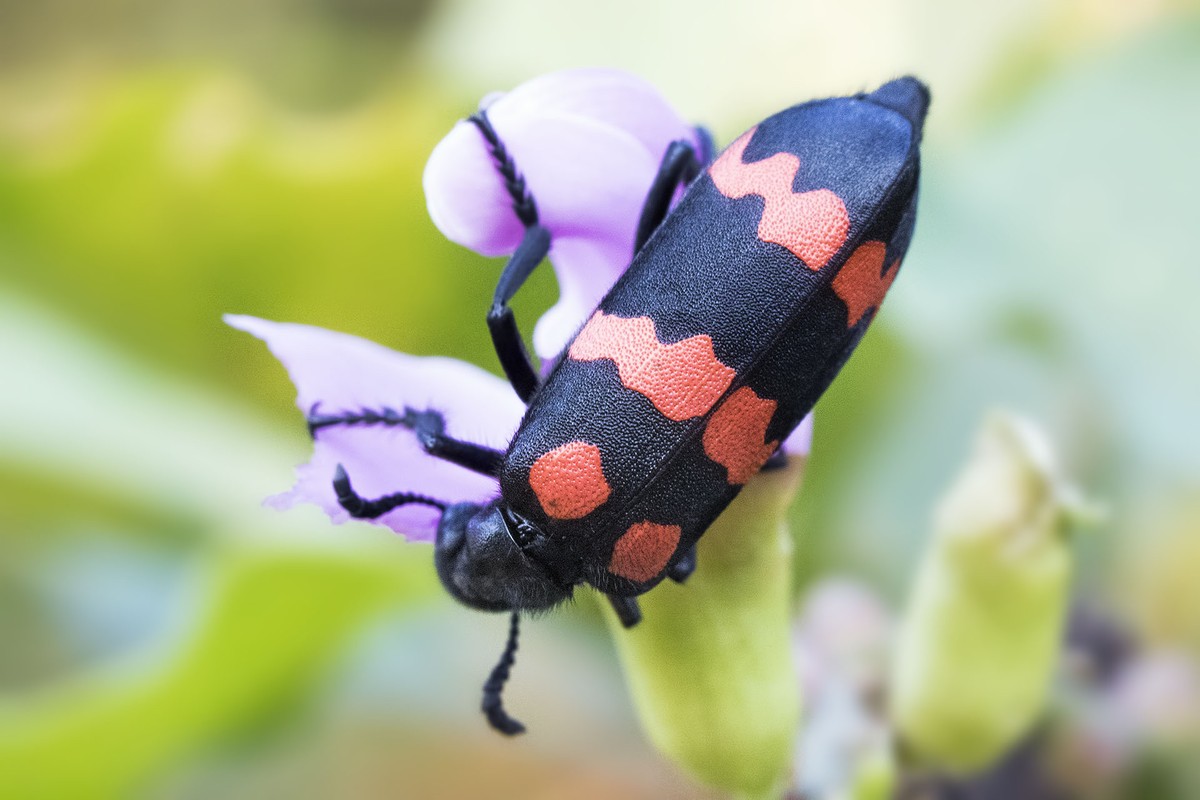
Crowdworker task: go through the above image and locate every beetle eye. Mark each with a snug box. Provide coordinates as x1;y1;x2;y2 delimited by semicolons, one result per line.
499;506;543;548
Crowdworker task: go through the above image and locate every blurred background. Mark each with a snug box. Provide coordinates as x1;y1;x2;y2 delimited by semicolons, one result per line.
1;0;1198;797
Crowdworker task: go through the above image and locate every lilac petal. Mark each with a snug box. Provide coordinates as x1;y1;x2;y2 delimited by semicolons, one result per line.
424;68;700;359
783;412;814;457
532;236;632;361
225;315;525;541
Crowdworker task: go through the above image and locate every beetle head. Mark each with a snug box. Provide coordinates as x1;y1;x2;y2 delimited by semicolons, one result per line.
435;501;574;612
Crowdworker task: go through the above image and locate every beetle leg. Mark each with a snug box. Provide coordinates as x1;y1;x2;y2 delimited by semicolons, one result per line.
307;403;504;478
487;224;551;404
761;450;788;471
694;124;716;165
332;464;447;519
667;545;698;584
607;594;643;628
633;138;703;254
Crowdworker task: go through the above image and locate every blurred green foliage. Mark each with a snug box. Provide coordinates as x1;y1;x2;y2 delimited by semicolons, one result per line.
1;1;1198;797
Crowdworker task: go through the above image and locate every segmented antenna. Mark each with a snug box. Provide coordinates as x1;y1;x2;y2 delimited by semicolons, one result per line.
481;611;526;736
332;464;447;518
467;110;539;228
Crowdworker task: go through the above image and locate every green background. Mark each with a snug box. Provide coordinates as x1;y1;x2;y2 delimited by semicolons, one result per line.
1;1;1198;797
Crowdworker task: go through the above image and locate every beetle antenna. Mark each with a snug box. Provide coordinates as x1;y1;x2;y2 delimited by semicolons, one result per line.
467;110;539;228
333;464;448;519
481;611;526;736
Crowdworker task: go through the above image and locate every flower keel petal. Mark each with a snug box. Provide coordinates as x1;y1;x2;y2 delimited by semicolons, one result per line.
423;68;701;360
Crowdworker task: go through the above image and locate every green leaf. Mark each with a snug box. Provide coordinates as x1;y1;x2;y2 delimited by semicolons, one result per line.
0;546;435;800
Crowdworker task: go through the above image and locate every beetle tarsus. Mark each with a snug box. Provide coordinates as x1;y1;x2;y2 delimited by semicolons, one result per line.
667;546;698;584
608;594;643;628
761;450;788;471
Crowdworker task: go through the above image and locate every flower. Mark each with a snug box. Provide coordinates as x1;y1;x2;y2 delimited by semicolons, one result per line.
230;68;811;543
792;580;895;800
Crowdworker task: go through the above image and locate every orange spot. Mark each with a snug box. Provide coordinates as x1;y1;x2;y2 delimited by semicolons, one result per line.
569;312;736;421
529;441;611;520
609;521;682;583
831;240;899;327
703;386;780;484
710;128;850;271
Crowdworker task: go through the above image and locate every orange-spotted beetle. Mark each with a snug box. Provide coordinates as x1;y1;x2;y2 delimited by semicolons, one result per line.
308;77;929;734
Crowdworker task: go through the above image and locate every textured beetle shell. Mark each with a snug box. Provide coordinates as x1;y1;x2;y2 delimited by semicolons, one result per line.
501;85;924;596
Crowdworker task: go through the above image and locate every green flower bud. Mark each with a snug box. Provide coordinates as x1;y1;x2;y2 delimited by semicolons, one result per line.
602;458;806;800
891;411;1089;773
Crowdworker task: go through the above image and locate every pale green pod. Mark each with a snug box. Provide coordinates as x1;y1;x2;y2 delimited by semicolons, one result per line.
891;411;1088;773
602;458;805;800
847;747;897;800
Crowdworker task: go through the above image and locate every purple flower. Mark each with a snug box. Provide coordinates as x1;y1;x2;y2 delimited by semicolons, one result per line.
229;68;812;542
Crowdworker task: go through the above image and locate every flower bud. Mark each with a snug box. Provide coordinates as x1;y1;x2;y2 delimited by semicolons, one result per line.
891;411;1088;772
603;457;806;799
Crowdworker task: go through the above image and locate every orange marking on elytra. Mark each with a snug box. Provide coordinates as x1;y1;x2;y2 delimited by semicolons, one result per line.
831;240;899;327
702;386;779;484
709;128;850;271
529;441;611;520
569;312;736;421
609;521;682;583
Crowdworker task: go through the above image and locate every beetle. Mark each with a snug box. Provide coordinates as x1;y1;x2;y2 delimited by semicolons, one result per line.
304;76;929;734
